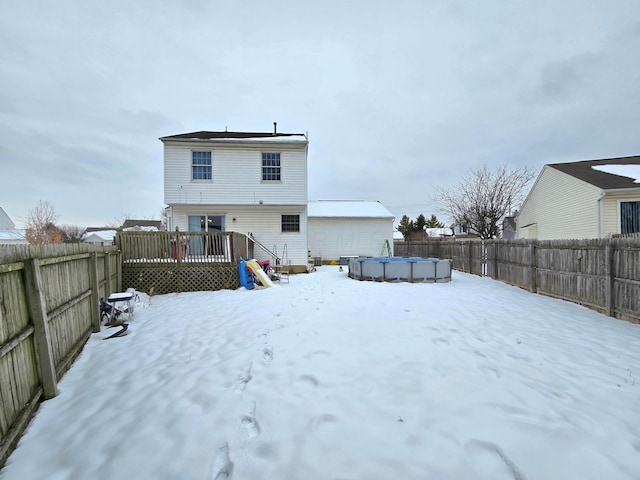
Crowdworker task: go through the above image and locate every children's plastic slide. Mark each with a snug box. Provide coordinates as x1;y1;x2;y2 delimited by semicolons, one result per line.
245;259;275;287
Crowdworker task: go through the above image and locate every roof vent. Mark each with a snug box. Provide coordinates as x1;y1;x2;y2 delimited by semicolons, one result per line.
273;122;277;134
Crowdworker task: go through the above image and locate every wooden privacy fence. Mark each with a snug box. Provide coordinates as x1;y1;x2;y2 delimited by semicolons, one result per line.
118;231;250;294
0;244;118;467
395;238;640;324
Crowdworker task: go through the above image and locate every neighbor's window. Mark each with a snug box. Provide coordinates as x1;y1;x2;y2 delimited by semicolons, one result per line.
281;214;300;232
621;201;640;234
262;152;281;181
192;151;212;180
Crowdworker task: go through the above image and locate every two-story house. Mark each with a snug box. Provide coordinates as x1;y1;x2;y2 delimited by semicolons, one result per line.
161;130;309;271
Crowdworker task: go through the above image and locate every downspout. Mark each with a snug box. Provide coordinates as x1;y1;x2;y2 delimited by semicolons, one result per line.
597;190;605;238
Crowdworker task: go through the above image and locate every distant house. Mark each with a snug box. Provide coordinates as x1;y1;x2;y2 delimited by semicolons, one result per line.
82;228;117;246
449;222;480;238
502;213;517;240
0;229;27;245
404;227;454;241
517;156;640;239
0;207;27;245
0;207;14;229
121;219;163;231
307;200;395;261
161;129;309;271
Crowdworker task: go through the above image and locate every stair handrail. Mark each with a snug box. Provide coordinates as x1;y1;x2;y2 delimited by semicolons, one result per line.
246;233;281;264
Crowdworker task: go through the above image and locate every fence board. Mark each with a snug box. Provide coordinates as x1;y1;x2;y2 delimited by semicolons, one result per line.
395;237;640;323
0;243;116;468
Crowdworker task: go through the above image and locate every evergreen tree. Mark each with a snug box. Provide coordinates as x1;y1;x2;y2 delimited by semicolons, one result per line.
424;214;445;228
397;215;415;239
414;214;427;232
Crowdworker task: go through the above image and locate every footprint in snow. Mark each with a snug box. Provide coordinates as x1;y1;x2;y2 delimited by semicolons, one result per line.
464;439;525;480
210;443;234;480
235;364;253;393
241;402;261;439
262;347;273;364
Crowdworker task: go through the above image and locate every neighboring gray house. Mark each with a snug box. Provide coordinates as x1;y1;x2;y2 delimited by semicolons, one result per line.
502;213;517;240
0;207;27;245
0;207;14;229
307;200;395;261
517;156;640;239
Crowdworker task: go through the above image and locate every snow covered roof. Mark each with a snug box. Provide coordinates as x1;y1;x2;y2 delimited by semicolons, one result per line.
0;229;26;242
592;164;640;184
425;227;454;237
82;230;117;241
121;219;162;230
308;200;394;219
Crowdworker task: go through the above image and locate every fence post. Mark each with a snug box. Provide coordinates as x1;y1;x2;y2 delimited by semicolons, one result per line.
116;249;122;292
89;253;101;333
529;241;537;293
605;239;615;317
104;251;111;298
493;242;498;279
467;242;472;274
24;258;58;399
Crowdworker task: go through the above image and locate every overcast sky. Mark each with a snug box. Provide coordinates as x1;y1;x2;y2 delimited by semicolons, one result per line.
2;1;640;229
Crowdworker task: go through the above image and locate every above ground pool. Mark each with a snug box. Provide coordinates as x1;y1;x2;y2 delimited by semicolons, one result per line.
348;257;451;283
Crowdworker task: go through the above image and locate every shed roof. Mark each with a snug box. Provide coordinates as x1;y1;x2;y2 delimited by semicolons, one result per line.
549;155;640;190
308;201;394;219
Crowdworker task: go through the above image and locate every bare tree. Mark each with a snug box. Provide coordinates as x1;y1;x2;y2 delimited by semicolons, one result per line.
435;164;535;239
25;199;63;244
59;224;86;243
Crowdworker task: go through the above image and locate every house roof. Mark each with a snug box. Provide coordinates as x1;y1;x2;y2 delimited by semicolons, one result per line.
0;207;15;229
121;219;162;230
0;229;26;241
160;131;307;143
548;155;640;190
308;201;394;219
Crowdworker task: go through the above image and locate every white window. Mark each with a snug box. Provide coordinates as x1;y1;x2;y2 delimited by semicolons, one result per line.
192;151;212;180
262;152;281;181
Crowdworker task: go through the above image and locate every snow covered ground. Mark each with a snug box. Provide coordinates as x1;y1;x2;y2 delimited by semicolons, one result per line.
2;267;640;479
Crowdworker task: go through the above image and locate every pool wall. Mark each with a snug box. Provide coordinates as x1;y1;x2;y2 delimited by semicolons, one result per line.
348;257;452;283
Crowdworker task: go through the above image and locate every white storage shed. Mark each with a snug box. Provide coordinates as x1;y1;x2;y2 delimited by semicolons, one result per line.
307;201;395;262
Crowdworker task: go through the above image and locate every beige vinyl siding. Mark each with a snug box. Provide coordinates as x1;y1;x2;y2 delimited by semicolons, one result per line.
308;218;394;260
170;205;308;267
164;142;307;205
517;166;602;240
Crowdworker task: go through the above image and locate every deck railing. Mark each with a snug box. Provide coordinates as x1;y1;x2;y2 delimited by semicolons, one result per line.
116;231;250;294
117;231;249;264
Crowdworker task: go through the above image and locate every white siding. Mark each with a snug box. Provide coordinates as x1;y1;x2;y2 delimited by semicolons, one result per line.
517;166;602;240
170;204;308;267
164;142;307;206
308;218;394;260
